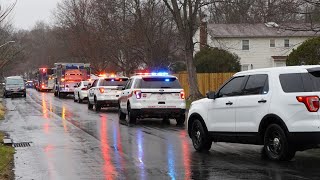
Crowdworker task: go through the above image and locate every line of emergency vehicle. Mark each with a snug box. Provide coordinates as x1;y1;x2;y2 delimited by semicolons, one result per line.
53;63;91;98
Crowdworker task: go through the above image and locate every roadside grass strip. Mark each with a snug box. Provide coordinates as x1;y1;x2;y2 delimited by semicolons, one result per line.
0;104;4;120
0;132;14;180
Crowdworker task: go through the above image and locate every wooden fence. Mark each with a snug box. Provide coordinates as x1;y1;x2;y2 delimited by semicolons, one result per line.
174;72;234;97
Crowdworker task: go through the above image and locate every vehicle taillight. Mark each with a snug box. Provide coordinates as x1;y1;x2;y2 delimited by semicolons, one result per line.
42;85;45;88
180;90;185;99
296;96;319;112
134;90;142;99
99;88;105;93
81;88;87;90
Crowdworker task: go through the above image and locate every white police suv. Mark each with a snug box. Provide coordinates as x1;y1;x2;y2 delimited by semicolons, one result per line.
88;76;128;111
188;66;320;161
118;72;186;125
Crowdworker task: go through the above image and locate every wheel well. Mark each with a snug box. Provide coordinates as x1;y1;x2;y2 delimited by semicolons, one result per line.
188;113;208;137
258;114;289;143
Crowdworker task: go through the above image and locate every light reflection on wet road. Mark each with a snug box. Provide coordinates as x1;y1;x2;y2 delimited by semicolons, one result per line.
2;89;320;179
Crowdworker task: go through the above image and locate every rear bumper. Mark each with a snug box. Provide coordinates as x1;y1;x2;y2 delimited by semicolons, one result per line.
97;100;119;107
40;87;53;90
132;108;186;118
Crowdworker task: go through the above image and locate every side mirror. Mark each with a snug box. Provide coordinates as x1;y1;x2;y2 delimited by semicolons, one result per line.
206;91;216;99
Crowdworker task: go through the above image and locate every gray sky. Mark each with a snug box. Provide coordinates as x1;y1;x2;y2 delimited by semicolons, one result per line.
3;0;62;30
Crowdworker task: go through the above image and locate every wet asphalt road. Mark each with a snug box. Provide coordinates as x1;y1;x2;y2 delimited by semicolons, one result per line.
1;89;320;179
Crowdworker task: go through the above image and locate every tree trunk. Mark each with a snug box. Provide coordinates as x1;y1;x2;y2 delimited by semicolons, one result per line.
184;37;203;100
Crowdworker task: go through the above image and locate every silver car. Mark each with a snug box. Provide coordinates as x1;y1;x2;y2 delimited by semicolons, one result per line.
3;76;26;98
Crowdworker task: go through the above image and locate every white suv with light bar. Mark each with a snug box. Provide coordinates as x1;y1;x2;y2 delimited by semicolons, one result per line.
118;72;186;125
187;65;320;161
88;77;129;111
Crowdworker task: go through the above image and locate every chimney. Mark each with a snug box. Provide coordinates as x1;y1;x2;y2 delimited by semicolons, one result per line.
200;21;207;50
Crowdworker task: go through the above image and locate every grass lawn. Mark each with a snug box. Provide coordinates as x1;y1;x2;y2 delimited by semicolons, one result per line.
0;132;14;180
0;104;4;120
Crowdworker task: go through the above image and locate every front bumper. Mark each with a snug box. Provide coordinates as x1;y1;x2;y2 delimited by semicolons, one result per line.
132;108;186;118
5;89;26;96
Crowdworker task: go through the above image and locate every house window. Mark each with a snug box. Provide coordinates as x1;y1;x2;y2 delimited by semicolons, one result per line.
241;64;253;71
284;39;290;47
270;39;275;47
242;40;249;50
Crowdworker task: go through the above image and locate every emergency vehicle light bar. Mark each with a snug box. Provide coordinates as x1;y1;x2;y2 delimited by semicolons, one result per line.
135;72;169;76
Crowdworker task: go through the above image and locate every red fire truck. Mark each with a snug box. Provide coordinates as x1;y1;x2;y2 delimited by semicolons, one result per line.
53;63;91;98
36;68;54;92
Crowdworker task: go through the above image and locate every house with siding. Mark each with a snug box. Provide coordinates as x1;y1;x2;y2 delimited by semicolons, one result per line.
194;22;319;71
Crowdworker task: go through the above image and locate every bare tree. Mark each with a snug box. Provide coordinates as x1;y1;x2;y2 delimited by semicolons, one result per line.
163;0;204;100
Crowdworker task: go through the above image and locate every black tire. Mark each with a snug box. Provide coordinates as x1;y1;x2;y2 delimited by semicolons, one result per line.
191;119;212;152
78;93;83;103
118;106;126;120
163;117;170;125
264;124;296;161
127;104;136;124
95;97;101;112
88;100;93;110
176;113;185;126
58;91;62;98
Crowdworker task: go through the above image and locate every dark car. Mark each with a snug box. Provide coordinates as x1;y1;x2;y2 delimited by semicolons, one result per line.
25;81;34;88
3;76;26;98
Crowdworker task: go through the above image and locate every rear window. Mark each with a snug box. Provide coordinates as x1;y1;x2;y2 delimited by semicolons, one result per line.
6;78;24;85
82;81;89;86
135;77;181;89
100;78;128;86
279;71;320;93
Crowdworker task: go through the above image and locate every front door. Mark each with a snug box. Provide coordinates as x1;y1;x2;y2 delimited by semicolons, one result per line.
208;76;247;132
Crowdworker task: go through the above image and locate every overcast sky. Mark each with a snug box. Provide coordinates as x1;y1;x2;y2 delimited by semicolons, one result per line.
3;0;62;30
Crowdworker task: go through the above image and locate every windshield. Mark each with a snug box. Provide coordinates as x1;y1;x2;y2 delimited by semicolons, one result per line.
6;78;24;85
100;78;128;86
136;77;182;89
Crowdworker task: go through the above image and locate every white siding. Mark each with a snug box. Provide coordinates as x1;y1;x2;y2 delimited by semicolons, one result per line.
193;30;313;69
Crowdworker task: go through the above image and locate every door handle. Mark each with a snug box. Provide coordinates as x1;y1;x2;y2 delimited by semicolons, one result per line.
226;101;233;105
258;99;267;103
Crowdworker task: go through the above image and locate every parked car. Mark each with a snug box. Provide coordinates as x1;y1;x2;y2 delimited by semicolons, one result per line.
88;77;129;111
25;81;34;88
187;65;320;161
74;81;90;103
3;76;26;98
118;72;186;125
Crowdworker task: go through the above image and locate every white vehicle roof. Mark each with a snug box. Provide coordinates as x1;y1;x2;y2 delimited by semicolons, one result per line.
6;76;23;79
235;65;320;76
96;76;129;79
130;74;178;79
